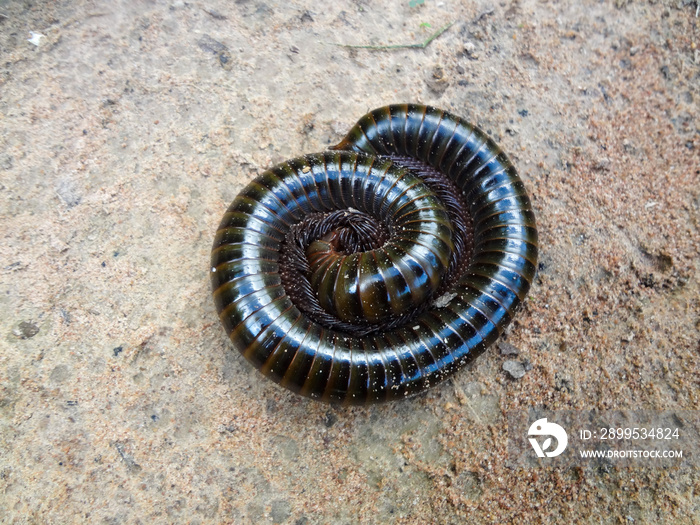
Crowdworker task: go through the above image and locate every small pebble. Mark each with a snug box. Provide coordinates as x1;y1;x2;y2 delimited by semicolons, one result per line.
433;292;457;308
13;321;39;339
463;41;478;58
498;342;520;356
503;359;530;379
27;31;45;46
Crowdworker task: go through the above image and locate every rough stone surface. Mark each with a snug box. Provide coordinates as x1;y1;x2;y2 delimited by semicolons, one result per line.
1;0;698;523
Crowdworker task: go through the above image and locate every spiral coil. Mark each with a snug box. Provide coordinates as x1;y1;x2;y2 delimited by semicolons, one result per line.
211;104;538;404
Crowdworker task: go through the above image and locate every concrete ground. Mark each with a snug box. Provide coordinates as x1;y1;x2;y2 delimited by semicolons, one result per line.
1;0;698;523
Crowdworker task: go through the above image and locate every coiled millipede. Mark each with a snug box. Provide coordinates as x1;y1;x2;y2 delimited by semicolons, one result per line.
211;104;538;404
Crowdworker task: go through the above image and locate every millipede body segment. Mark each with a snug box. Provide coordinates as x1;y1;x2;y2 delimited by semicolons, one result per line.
211;104;538;404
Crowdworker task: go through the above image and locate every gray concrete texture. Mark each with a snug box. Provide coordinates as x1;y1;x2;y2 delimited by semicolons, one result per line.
1;0;698;523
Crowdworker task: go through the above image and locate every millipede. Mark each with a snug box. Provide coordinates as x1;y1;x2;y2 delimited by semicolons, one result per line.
211;104;538;404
